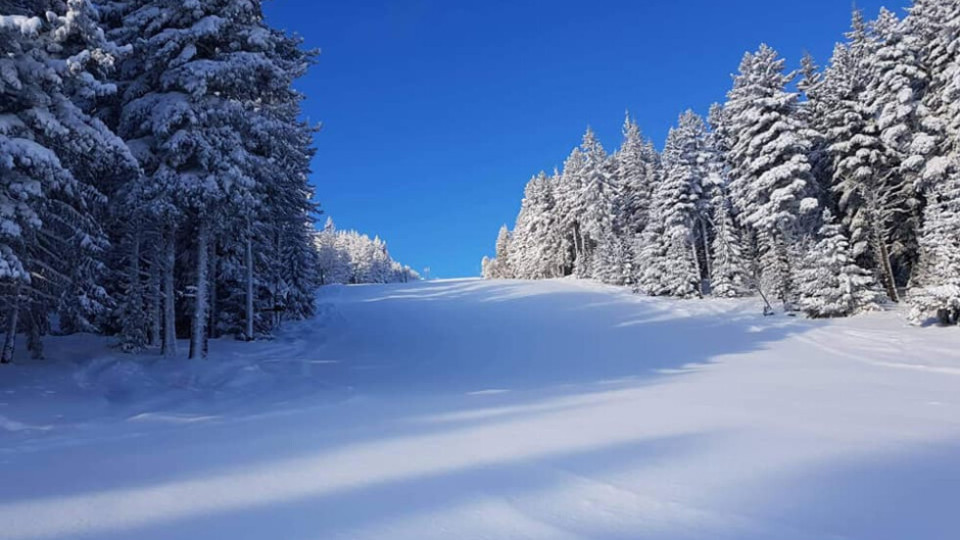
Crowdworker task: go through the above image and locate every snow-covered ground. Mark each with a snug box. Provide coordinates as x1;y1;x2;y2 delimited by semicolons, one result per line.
1;279;959;540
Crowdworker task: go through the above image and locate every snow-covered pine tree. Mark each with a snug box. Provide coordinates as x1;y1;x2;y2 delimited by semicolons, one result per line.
863;8;929;284
575;128;616;280
493;225;514;279
797;52;836;199
905;0;960;194
614;112;660;243
554;146;586;276
702;102;751;297
723;44;819;308
815;12;900;302
652;111;711;297
898;0;960;319
316;218;347;286
481;256;496;280
509;172;564;279
797;210;883;318
110;0;318;356
908;174;960;325
709;190;752;298
632;197;668;296
594;230;631;286
0;0;136;362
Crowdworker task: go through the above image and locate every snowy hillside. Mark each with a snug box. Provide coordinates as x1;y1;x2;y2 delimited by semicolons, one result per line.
1;279;958;540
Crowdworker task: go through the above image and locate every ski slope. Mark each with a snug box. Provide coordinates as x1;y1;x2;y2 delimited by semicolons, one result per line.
1;279;959;540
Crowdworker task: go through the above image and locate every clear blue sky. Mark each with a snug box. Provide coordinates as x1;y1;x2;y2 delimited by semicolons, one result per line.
263;0;912;279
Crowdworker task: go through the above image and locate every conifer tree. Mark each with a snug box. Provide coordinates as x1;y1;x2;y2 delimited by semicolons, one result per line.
493;225;514;279
797;210;883;318
710;193;751;298
615;112;660;238
908;176;960;324
0;0;136;361
109;0;319;355
866;9;928;274
654;111;710;297
723;44;819;307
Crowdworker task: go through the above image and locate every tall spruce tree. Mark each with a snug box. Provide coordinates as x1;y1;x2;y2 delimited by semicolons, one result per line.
723;44;819;308
108;0;319;356
0;0;136;362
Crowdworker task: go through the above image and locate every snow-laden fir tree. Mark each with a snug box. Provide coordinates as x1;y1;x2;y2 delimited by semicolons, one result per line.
614;112;660;240
908;175;960;324
554;147;586;276
594;230;632;286
709;191;752;298
574;128;615;279
0;0;136;362
797;52;835;198
722;44;819;308
816;12;901;302
797;210;884;318
510;172;564;279
902;0;960;323
647;111;711;297
864;8;929;282
107;0;319;355
906;0;960;194
632;195;669;296
491;225;514;279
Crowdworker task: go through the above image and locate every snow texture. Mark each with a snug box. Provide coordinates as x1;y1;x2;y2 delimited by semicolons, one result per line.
0;279;958;540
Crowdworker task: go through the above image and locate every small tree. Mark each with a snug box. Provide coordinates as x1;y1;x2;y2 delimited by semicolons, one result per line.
797;210;883;318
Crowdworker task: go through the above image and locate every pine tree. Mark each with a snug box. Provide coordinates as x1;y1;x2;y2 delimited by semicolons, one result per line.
908;175;960;325
493;225;514;279
861;8;928;290
510;172;563;279
594;230;632;286
653;111;711;297
797;210;883;318
633;199;669;296
723;44;819;307
710;193;751;298
576;128;614;279
614;112;660;239
812;11;902;302
0;0;136;362
109;0;318;356
907;0;960;186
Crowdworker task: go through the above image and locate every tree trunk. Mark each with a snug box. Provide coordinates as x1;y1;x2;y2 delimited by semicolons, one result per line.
875;231;900;303
689;232;703;297
127;224;143;347
190;220;210;359
273;228;282;330
572;221;585;276
245;222;255;341
26;309;43;360
1;286;21;364
209;238;219;340
149;247;162;348
700;218;713;282
776;233;794;310
162;227;178;358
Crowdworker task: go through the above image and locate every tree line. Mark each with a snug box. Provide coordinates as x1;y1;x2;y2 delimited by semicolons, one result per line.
315;218;421;286
484;1;960;324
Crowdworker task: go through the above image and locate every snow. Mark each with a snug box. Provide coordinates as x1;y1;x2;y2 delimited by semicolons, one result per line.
1;278;959;540
0;15;42;35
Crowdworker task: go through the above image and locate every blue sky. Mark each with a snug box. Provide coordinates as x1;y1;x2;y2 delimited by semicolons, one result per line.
263;0;912;279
